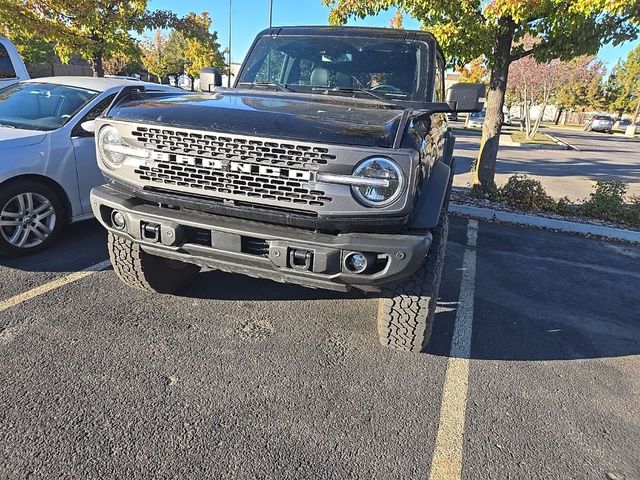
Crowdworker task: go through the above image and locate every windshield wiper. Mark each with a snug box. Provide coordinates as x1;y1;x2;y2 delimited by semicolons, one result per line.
238;82;294;92
313;86;388;103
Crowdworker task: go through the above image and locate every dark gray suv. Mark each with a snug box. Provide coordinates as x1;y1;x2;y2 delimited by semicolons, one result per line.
90;26;483;351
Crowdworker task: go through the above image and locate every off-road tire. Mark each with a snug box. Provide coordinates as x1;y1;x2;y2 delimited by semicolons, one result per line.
108;232;200;294
377;209;449;352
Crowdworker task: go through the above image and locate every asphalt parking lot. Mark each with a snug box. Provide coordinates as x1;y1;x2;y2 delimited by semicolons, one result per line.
452;126;640;200
1;216;639;479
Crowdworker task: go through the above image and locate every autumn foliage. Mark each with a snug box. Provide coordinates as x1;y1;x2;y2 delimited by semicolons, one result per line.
324;0;639;192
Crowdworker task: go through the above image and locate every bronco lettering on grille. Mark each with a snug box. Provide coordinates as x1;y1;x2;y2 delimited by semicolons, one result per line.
150;151;312;181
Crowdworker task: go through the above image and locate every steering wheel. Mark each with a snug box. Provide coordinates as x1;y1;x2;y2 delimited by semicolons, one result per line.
371;84;404;94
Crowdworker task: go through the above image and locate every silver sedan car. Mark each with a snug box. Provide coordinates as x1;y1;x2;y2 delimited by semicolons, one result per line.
0;77;178;256
584;115;615;133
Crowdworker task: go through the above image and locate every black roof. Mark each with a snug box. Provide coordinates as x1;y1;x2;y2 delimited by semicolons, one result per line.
255;26;443;59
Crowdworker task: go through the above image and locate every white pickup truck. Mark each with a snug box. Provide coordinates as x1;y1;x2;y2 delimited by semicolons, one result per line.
0;37;29;89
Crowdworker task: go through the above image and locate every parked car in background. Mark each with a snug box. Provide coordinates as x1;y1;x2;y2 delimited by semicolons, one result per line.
584;115;614;133
0;37;29;89
466;110;485;128
502;110;512;126
0;77;178;256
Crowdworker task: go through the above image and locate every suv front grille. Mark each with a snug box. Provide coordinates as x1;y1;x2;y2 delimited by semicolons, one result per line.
132;127;336;170
134;162;332;207
130;126;336;209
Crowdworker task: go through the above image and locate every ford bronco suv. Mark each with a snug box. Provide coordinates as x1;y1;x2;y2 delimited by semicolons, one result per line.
90;26;484;352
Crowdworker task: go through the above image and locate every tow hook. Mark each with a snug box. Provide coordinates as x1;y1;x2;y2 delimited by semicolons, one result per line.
289;249;314;271
141;222;161;243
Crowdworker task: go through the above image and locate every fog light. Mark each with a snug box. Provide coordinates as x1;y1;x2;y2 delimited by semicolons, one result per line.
111;210;126;230
345;252;368;274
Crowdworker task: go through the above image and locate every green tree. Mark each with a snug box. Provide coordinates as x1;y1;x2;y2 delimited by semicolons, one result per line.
555;57;606;113
324;0;639;192
141;13;225;88
140;30;179;83
456;57;489;83
0;0;177;76
607;45;640;122
179;12;226;82
0;28;57;64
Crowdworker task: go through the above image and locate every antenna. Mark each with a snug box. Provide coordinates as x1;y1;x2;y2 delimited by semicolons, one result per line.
228;0;232;87
269;0;273;27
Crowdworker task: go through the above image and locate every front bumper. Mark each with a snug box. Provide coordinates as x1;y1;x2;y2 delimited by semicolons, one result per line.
91;184;432;292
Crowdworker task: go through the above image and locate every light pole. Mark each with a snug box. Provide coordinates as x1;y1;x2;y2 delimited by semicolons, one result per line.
228;0;232;87
269;0;273;27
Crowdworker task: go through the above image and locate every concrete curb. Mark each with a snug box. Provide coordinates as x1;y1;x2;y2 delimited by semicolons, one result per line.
450;203;640;243
612;132;639;140
545;133;579;151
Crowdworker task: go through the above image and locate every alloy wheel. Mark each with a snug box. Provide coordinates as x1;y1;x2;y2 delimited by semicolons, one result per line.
0;192;57;249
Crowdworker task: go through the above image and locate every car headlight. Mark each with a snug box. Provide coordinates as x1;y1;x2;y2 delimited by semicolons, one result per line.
98;125;148;170
351;157;405;207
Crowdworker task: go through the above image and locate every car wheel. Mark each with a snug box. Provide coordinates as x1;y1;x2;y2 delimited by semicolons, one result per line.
376;210;448;352
0;180;66;257
107;232;200;294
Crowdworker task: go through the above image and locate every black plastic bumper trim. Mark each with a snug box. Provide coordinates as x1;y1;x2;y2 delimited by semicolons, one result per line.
91;184;432;292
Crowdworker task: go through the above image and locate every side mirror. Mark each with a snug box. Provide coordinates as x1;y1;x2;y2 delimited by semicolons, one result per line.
199;67;223;92
80;120;95;134
446;83;486;112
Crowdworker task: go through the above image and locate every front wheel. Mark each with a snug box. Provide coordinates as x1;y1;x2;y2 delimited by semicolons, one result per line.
376;211;449;352
108;232;200;294
0;180;65;257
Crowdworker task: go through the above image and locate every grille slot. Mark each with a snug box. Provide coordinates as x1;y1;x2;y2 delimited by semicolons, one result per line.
241;237;270;257
185;227;212;246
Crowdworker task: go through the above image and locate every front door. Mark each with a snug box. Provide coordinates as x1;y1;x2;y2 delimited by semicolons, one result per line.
70;94;116;214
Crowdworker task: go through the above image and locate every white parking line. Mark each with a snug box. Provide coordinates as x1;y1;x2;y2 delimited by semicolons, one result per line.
429;219;478;480
0;260;111;313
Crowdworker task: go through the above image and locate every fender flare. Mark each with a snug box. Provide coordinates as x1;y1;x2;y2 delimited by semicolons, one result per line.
408;160;452;230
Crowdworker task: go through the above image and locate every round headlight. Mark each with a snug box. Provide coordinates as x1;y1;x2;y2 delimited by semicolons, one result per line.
98;125;126;170
352;158;405;207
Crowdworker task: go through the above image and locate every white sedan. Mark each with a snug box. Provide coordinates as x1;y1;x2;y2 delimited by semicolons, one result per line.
0;76;179;256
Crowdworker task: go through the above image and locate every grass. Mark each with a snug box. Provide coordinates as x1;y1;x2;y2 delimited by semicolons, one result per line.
510;131;558;145
539;122;584;131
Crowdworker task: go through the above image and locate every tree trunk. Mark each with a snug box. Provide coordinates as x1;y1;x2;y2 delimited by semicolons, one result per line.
92;51;104;77
554;108;562;125
472;24;514;192
530;100;547;138
525;101;532;136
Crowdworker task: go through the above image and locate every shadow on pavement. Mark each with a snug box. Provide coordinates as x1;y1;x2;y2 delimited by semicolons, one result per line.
455;221;640;361
4;213;638;363
180;269;364;302
0;220;108;273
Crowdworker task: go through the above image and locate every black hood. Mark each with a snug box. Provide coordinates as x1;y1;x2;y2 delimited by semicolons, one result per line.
106;89;407;148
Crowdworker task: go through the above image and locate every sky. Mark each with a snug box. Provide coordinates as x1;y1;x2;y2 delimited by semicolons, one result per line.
149;0;639;69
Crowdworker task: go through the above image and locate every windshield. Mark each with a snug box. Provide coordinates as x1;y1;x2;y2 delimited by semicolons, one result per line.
237;35;430;102
0;82;98;131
